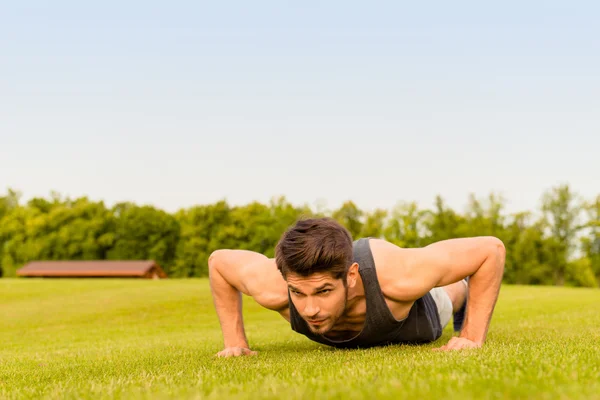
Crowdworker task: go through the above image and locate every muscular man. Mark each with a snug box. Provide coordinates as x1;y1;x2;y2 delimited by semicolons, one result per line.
208;218;505;356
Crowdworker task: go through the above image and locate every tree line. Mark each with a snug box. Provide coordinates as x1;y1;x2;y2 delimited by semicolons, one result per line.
0;185;598;287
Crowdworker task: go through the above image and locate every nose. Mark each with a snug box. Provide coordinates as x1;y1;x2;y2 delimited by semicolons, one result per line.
304;298;320;318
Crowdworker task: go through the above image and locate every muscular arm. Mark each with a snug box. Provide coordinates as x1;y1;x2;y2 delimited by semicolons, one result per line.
379;236;505;347
421;237;505;346
208;249;288;355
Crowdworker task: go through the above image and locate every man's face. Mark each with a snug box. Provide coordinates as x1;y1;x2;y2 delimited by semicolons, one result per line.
286;272;348;335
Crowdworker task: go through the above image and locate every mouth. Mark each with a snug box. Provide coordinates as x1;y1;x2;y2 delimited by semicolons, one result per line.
307;319;327;326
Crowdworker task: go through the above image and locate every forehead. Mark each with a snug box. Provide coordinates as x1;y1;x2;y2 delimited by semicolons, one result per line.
285;272;338;287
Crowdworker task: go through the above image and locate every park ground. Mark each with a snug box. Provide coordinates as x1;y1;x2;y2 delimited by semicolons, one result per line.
1;279;599;399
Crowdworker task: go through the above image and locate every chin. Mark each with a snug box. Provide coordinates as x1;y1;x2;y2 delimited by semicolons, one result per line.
308;322;331;335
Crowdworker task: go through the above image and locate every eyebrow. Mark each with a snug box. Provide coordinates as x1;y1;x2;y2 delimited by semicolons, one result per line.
314;284;334;292
288;283;334;294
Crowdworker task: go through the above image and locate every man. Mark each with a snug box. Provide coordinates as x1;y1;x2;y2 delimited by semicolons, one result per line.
208;217;505;357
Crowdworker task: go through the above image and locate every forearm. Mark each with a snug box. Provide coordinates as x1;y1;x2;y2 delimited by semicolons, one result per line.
208;263;250;348
460;243;505;344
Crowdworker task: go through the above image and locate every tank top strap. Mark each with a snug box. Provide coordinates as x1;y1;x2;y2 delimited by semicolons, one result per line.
353;238;400;327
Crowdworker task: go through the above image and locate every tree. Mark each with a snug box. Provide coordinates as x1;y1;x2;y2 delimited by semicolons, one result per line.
383;202;427;248
106;203;180;275
44;198;115;261
1;187;599;286
266;196;314;257
460;193;507;239
580;195;600;284
173;201;231;278
360;209;388;239
0;189;21;220
0;189;22;276
565;257;597;288
0;196;115;277
541;184;584;285
0;206;40;277
332;201;364;239
422;195;466;245
502;212;554;285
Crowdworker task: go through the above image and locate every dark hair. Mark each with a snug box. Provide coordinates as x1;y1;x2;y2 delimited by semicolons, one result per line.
275;218;354;280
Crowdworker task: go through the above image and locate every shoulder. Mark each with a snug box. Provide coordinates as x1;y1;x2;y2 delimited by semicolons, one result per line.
368;236;505;301
367;238;431;301
245;258;289;309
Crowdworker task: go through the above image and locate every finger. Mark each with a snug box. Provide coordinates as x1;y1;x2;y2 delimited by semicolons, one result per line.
435;338;460;352
227;348;242;357
433;343;450;351
232;348;243;357
242;348;257;356
447;340;464;350
216;350;229;358
462;341;479;350
445;341;458;350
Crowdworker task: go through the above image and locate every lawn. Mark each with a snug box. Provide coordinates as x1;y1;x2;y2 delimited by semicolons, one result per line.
1;279;599;399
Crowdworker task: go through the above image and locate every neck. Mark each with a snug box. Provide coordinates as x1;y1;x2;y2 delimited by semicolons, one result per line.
343;271;366;316
323;272;367;341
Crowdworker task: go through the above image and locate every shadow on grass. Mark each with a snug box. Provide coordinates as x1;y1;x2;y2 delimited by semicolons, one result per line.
248;330;455;355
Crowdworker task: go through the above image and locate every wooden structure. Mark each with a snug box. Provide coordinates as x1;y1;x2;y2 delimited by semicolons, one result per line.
16;260;167;279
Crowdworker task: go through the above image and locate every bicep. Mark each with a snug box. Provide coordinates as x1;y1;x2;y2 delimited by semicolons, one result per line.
418;237;505;287
240;259;289;311
209;249;288;311
385;237;504;300
209;249;269;295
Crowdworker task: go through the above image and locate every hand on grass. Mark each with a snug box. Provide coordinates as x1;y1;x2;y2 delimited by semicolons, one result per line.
216;347;258;358
433;337;481;352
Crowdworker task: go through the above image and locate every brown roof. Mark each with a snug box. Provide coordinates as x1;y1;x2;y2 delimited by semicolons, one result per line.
17;260;167;278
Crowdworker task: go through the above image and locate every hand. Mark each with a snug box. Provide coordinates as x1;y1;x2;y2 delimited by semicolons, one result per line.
433;336;482;351
215;347;258;358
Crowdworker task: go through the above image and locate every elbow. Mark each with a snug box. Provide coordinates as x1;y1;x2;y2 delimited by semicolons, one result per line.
208;249;227;276
488;237;506;272
493;237;506;258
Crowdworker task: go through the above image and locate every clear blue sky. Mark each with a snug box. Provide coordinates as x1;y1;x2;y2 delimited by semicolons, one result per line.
1;1;599;214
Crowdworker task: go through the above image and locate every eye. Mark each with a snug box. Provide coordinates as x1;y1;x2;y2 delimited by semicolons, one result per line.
318;289;331;295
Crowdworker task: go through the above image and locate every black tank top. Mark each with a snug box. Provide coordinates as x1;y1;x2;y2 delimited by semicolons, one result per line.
288;238;442;348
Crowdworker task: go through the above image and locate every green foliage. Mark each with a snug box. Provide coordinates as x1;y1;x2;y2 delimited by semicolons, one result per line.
106;203;180;276
0;188;21;219
332;201;364;238
541;184;584;285
0;206;40;277
581;195;600;284
566;257;598;288
422;195;467;244
0;185;599;285
460;193;507;238
502;214;554;285
383;202;427;248
360;208;388;238
0;197;115;277
173;200;232;278
0;189;21;277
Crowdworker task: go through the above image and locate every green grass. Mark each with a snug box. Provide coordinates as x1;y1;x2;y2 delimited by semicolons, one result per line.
1;279;599;400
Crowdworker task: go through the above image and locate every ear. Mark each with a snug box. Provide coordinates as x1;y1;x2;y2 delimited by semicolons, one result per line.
346;262;360;288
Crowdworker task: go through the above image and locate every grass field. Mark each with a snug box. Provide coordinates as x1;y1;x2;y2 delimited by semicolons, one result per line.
1;279;599;400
